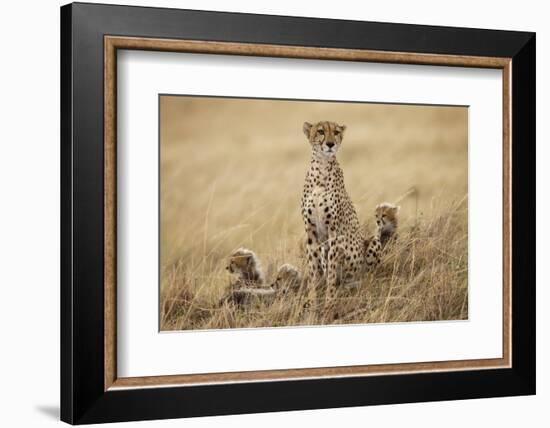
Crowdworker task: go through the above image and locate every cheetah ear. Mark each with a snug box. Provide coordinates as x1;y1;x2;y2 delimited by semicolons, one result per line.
394;205;401;213
303;122;312;138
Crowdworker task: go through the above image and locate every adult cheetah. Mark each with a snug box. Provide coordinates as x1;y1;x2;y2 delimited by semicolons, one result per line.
300;120;388;310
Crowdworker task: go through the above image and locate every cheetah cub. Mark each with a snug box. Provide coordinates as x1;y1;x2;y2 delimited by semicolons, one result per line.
221;250;301;306
270;263;302;294
375;202;400;246
221;286;277;306
360;203;399;270
221;248;268;306
225;247;265;287
225;262;301;306
301;120;373;308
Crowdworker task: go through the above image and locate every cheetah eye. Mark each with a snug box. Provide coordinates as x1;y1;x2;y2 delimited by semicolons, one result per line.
334;130;340;136
317;129;325;135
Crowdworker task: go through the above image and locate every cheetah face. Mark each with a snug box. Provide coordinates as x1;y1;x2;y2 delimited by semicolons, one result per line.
303;121;346;158
375;203;400;234
226;259;243;275
225;250;253;275
225;248;265;283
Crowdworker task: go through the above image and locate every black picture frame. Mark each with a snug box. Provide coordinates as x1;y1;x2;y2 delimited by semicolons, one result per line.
61;2;535;424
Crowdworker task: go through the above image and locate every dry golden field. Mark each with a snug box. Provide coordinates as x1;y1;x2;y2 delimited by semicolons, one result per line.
159;96;468;331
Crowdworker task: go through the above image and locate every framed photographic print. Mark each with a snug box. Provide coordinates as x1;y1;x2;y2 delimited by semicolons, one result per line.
60;2;535;424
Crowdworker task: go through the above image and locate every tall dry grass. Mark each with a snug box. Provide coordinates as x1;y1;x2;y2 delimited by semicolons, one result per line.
159;96;468;331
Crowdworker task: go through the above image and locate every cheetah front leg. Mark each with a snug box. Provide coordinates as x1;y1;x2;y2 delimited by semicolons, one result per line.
365;235;382;271
302;229;324;316
324;237;344;310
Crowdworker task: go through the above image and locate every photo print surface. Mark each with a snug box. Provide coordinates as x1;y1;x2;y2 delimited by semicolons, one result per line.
159;95;468;331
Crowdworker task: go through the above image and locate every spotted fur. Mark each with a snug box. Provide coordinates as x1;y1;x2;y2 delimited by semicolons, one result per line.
221;286;277;306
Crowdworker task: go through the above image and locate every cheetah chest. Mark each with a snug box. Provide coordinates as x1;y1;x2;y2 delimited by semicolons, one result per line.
305;185;336;243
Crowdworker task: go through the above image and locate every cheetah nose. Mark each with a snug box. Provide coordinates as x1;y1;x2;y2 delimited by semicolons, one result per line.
326;142;335;148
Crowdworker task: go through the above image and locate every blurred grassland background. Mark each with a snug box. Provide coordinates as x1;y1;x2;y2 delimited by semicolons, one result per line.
160;95;468;331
